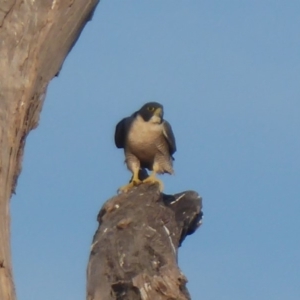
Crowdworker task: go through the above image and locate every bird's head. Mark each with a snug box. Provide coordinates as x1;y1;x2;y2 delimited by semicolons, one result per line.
137;102;164;123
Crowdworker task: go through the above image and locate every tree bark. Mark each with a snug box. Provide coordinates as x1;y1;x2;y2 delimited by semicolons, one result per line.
87;184;203;300
0;1;99;299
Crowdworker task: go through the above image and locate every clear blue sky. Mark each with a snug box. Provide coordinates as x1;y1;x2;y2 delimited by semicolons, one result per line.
12;1;300;299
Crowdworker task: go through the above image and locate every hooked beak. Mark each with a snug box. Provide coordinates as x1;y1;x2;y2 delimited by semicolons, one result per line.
154;107;163;119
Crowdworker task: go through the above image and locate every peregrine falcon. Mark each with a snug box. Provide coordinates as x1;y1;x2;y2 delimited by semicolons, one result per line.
115;102;176;192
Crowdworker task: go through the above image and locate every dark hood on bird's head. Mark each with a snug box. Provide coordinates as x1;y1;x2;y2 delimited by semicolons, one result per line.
137;102;164;122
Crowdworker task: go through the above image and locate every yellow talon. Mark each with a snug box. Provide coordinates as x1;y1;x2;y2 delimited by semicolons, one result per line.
118;169;142;193
142;172;164;192
117;180;141;193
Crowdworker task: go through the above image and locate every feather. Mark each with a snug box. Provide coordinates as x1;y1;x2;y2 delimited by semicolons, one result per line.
114;118;128;148
162;121;176;156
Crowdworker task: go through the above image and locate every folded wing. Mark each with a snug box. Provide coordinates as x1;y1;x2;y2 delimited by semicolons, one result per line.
114;117;128;149
162;121;177;157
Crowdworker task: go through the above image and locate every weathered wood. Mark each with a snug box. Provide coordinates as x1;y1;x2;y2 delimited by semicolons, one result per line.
0;1;99;299
87;184;203;300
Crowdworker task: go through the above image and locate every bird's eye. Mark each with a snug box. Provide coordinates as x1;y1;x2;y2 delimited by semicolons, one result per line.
147;106;155;112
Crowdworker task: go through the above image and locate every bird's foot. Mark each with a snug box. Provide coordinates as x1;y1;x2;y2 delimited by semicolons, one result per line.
117;179;142;193
142;175;164;192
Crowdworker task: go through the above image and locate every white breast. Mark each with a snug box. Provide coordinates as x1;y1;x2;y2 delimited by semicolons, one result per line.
126;115;163;159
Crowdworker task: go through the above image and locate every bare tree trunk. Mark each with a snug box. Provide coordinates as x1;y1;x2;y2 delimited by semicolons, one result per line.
0;1;99;299
87;184;203;300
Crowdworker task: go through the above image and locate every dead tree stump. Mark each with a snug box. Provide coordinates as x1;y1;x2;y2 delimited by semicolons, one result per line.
0;1;99;299
87;183;203;300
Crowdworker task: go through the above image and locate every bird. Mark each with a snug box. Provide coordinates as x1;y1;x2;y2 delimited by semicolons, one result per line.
114;102;176;193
